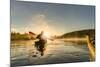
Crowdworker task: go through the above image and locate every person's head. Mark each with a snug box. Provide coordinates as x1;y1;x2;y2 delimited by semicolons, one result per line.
41;31;44;35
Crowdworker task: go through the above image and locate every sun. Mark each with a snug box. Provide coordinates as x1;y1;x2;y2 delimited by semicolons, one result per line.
43;32;51;38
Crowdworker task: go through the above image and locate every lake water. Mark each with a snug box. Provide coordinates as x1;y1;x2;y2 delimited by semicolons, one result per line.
11;40;90;67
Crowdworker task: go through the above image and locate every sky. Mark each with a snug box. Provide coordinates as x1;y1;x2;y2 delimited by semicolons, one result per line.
11;0;95;35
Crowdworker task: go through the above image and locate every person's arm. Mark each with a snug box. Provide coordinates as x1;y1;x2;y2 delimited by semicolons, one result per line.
34;34;40;41
48;38;54;41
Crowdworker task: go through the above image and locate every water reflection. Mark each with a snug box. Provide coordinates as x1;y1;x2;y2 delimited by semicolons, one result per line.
11;40;90;66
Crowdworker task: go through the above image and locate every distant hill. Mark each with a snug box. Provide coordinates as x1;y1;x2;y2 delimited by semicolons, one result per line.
58;29;95;38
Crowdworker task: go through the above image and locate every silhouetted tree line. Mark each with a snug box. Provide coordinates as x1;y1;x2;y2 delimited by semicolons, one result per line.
11;31;36;40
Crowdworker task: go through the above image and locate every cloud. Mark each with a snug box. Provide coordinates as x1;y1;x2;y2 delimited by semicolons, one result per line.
11;14;61;35
23;14;58;35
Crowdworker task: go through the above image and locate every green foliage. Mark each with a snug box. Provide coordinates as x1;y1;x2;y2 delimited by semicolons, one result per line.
11;32;34;40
